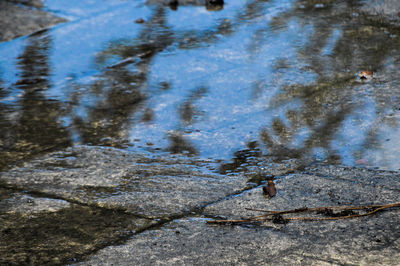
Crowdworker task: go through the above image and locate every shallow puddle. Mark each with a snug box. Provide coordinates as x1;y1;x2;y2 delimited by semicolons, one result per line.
0;0;399;171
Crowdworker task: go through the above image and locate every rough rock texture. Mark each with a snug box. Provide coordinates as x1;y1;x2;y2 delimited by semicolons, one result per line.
81;171;400;265
6;0;44;8
0;188;154;265
0;1;66;42
0;0;399;264
0;145;251;218
360;0;400;25
0;189;70;214
204;173;399;218
0;145;300;265
304;165;400;191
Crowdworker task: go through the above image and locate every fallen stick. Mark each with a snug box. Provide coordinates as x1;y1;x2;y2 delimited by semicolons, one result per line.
207;202;400;225
245;203;400;220
286;203;400;221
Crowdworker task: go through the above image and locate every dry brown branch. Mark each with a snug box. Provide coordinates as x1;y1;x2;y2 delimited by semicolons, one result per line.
206;202;400;225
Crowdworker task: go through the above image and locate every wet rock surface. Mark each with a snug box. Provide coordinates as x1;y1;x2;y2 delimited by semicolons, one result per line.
0;145;300;264
360;0;400;26
0;145;251;218
81;170;400;265
0;203;153;265
0;188;70;214
0;1;66;43
0;186;154;265
1;145;399;265
1;0;400;265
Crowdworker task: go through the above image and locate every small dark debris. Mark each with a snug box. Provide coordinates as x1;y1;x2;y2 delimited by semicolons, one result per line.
135;18;145;24
206;0;224;6
358;70;373;80
160;81;171;90
317;208;357;217
169;0;178;10
263;179;276;198
207;0;224;4
328;191;334;199
272;214;288;224
317;208;334;216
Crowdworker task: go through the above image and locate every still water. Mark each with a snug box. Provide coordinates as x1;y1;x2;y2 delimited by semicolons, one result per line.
0;0;399;171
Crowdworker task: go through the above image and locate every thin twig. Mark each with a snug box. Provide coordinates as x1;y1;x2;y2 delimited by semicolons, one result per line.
207;202;400;225
287;204;398;221
206;219;260;224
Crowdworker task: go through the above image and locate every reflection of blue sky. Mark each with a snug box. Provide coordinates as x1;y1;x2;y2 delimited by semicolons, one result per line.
49;5;151;89
375;125;400;170
0;40;26;88
0;0;399;169
131;12;316;159
331;99;376;166
321;28;342;56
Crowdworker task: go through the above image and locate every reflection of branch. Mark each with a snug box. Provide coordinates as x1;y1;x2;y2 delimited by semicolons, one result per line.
207;202;400;225
167;131;198;155
106;51;153;69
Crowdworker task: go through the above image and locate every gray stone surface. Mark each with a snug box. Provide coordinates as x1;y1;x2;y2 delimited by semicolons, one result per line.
0;1;66;42
0;189;70;214
304;164;400;191
0;205;153;265
360;0;400;25
0;188;154;265
80;215;400;265
0;145;301;264
0;0;399;264
0;145;252;218
204;173;399;218
7;0;44;8
81;171;400;265
79;217;300;265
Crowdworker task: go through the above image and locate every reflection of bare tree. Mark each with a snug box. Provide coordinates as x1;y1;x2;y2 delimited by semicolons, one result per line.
0;78;12;170
59;0;284;155
179;86;207;125
71;67;146;147
167;132;198;155
256;1;400;165
15;34;70;152
0;33;69;170
166;86;208;156
66;7;173;148
67;0;271;153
